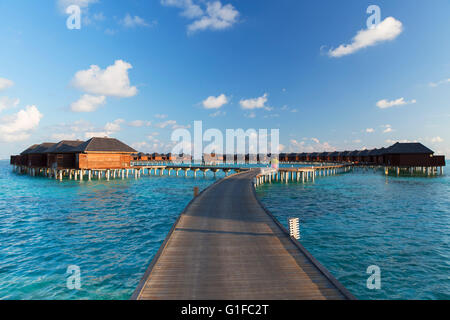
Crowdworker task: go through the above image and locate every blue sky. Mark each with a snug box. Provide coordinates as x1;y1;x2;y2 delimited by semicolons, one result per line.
0;0;449;159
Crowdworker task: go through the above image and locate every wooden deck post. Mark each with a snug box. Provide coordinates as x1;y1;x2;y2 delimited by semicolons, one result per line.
440;166;444;175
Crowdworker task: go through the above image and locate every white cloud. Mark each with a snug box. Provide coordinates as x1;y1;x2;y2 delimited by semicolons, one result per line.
92;12;105;21
51;133;77;141
209;110;226;117
431;136;444;143
382;124;393;133
288;138;336;153
161;0;203;18
48;119;127;141
376;97;416;109
366;128;375;133
188;1;239;33
129;120;151;127
70;94;106;112
263;113;279;119
240;93;268;110
0;78;14;91
121;14;154;28
132;141;151;151
245;112;256;118
202;94;228;109
104;119;124;133
84;119;124;138
0;97;20;112
0;105;43;142
155;120;177;128
162;0;239;33
71;60;138;98
328;17;403;58
155;114;168;119
385;138;418;144
172;123;191;129
132;138;173;153
429;78;450;87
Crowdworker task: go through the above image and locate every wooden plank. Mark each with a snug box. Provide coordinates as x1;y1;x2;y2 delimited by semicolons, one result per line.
132;169;355;300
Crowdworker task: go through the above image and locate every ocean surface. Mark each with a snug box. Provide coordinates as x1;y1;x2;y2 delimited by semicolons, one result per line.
1;161;448;299
0;160;219;299
257;167;450;300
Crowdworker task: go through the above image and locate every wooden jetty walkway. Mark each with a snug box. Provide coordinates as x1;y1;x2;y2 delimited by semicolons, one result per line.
132;167;355;300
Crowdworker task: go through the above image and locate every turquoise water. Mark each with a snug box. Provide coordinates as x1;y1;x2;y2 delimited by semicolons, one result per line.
257;168;450;300
0;160;220;299
2;160;449;300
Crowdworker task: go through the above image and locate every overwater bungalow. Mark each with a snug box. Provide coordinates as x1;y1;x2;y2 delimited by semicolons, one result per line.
383;142;445;167
356;150;370;163
287;153;299;162
22;142;56;167
279;153;288;162
46;140;85;169
367;149;378;164
327;151;337;162
347;150;358;163
151;153;163;162
11;137;137;171
309;152;319;162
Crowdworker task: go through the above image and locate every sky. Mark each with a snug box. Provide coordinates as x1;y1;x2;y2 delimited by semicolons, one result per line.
0;0;449;159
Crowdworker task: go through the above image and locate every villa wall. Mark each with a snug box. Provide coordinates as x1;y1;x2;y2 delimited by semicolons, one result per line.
77;153;133;169
47;154;77;169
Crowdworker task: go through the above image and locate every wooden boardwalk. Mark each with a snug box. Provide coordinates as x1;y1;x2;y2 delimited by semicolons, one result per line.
132;169;355;300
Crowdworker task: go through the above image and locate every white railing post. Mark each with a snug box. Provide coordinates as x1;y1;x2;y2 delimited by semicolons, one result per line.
288;218;300;240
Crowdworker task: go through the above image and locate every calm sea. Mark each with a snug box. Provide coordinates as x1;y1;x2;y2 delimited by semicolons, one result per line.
257;168;450;300
0;160;218;299
0;161;448;299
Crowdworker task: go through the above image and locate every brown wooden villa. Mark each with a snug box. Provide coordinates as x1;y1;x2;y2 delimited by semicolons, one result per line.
271;142;445;173
383;142;445;167
10;140;446;178
21;142;56;167
46;140;85;169
11;137;137;177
